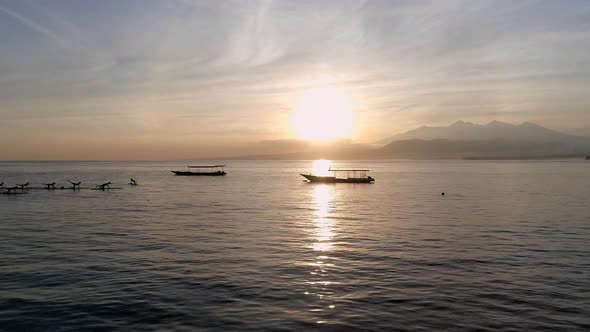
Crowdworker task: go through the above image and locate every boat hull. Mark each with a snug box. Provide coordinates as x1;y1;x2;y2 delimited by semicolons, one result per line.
300;174;374;183
171;171;227;176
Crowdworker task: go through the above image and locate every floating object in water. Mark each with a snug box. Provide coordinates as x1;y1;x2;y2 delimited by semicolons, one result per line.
442;192;445;196
67;180;82;189
171;165;227;176
0;182;4;188
2;186;25;195
96;182;112;190
90;186;122;191
300;166;375;183
129;178;137;185
0;180;127;196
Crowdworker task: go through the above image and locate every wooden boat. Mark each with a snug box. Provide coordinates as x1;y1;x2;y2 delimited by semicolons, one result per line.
171;165;227;176
300;167;375;183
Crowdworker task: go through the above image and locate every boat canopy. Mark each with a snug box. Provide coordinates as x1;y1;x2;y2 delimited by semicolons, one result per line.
325;167;372;179
188;165;226;168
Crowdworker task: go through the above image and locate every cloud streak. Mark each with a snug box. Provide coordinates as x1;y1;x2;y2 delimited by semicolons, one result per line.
0;4;66;46
1;0;590;159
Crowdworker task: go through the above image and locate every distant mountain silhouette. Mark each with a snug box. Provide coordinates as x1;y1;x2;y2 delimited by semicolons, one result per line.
232;121;590;160
378;120;587;144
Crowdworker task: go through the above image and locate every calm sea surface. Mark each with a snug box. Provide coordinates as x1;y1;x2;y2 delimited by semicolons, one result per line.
0;160;589;331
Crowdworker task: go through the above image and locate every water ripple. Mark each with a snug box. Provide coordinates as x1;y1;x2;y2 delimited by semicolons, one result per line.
1;160;589;331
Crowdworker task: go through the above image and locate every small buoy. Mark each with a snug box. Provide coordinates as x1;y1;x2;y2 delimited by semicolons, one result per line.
441;192;445;196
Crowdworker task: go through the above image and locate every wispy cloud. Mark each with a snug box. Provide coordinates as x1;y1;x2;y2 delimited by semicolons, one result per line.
0;4;66;46
1;0;590;159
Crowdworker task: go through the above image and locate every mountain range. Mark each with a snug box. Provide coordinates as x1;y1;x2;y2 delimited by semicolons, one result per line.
378;120;588;145
232;121;590;160
375;120;590;159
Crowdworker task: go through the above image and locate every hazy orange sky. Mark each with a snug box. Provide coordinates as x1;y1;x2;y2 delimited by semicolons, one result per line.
1;0;590;160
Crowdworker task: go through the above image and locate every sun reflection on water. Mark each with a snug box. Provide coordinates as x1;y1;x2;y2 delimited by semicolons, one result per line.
304;182;339;318
311;184;335;252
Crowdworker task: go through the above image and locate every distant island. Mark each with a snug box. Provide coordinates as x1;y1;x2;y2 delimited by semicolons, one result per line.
231;121;590;160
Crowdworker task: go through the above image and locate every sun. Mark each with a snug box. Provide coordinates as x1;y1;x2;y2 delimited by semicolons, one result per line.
292;86;354;141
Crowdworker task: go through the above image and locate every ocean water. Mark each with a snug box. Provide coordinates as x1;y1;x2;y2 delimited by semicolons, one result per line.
0;160;589;331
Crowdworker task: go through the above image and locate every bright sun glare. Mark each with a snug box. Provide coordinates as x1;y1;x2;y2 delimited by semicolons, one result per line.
312;159;332;176
292;86;354;141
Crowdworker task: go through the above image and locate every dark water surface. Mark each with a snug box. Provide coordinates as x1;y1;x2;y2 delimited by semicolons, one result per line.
1;160;589;331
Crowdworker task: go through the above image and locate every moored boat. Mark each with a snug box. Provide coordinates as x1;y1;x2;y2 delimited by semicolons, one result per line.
171;165;227;176
300;167;374;183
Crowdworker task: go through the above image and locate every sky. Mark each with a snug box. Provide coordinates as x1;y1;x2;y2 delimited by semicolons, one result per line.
1;0;590;160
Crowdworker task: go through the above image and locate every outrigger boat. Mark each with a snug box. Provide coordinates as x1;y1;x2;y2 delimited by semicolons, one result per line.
171;165;227;176
300;166;375;183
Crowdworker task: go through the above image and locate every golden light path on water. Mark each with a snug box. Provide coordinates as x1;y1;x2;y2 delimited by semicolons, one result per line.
311;184;335;252
306;177;338;323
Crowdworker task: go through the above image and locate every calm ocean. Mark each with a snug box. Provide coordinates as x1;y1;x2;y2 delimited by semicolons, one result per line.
1;160;589;331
